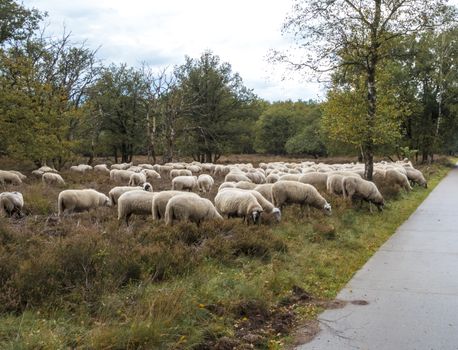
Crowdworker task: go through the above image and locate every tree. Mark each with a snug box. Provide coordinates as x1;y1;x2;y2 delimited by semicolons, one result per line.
176;51;255;162
272;0;452;179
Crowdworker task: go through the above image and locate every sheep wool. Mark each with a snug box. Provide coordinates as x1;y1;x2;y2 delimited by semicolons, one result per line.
342;177;384;212
117;190;156;225
58;189;111;216
0;191;24;217
42;172;66;186
214;190;263;224
0;170;22;185
152;190;200;220
171;176;198;192
108;182;152;205
165;193;223;226
197;174;214;193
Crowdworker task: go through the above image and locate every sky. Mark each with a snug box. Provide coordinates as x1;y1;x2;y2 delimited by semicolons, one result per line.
22;0;458;102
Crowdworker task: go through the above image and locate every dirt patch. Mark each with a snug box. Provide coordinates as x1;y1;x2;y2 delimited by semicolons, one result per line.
290;319;321;348
351;299;369;305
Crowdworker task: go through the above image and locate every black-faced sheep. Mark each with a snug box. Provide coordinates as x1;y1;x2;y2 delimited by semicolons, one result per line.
58;189;111;216
164;193;223;226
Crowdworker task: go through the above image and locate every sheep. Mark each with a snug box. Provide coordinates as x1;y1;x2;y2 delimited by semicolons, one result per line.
0;192;24;217
111;162;132;170
57;189;111;216
225;172;252;183
171;176;198;192
272;181;331;215
129;172;147;186
186;165;201;174
37;165;58;173
0;170;22;185
32;170;45;178
214;165;231;177
233;181;257;190
218;182;236;191
170;169;192;179
342;177;384;212
94;164;110;174
214;190;263;224
266;174;280;183
278;174;301;182
326;174;347;195
110;169;135;183
127;166;143;173
108;182;153;205
8;171;27;181
299;172;328;192
138;164;155;170
253;184;274;203
142;169;161;182
197;174;214;193
165;193;223;226
245;171;266;184
152;191;200;220
42;172;66;186
70;164;93;173
405;168;427;188
117;190;156;225
222;188;281;222
374;169;412;193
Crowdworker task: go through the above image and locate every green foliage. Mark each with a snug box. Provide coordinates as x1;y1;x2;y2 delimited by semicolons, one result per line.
0;0;43;44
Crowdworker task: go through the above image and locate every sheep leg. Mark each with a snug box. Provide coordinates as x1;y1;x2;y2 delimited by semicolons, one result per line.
125;213;132;226
369;202;373;213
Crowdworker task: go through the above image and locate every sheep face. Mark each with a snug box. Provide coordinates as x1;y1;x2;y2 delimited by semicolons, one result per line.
104;196;113;207
323;202;332;216
272;207;281;222
143;182;153;191
251;209;263;224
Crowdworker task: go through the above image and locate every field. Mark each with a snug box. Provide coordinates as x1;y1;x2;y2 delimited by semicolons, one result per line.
0;156;454;349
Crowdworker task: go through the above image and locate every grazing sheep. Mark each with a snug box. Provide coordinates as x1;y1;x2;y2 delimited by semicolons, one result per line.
94;164;110;174
218;182;236;191
32;170;45;178
152;191;200;220
172;176;198;192
299;172;328;192
385;169;412;191
170;169;192;179
108;182;153;205
42;172;66;186
326;174;346;195
139;164;155;170
129;172;147;186
165;193;223;226
0;170;22;185
142;169;161;182
8;171;26;181
111;162;132;170
117;190;156;225
0;192;24;217
58;189;111;216
225;172;252;183
272;181;331;215
214;190;263;224
245;171;266;184
110;169;135;183
405;168;427;188
186;165;201;174
253;184;274;203
197;174;214;193
127;166;143;173
266;174;280;183
37;166;58;173
234;181;257;190
214;165;231;177
342;177;384;212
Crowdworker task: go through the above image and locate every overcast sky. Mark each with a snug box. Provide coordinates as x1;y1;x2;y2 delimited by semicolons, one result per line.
22;0;458;102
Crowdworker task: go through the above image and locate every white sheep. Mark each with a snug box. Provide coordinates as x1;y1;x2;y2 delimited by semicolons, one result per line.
117;190;156;225
94;164;110;174
37;165;58;173
110;169;135;183
111;162;132;170
170;169;192;178
342;177;384;212
234;181;257;190
42;172;66;186
139;164;155;170
405;168;427;188
171;176;198;191
0;192;24;217
108;182;153;205
128;172;147;186
225;172;252;183
278;174;301;182
197;174;214;193
214;190;263;224
8;170;27;181
253;184;274;203
142;169;161;182
165;193;223;226
299;172;328;192
0;170;22;185
272;181;331;215
58;189;111;216
218;182;236;191
266;174;280;183
152;190;200;220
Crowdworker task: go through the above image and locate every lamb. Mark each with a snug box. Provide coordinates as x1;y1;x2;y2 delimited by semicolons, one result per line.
299;172;328;192
152;190;200;220
197;174;214;193
342;177;384;212
170;169;192;178
165;193;223;226
57;189;112;216
272;181;331;215
214;190;263;224
222;188;281;222
0;170;22;185
42;172;66;186
129;172;147;186
110;169;135;183
108;182;153;205
117;190;156;225
0;192;24;217
171;176;199;191
94;164;110;174
405;168;427;188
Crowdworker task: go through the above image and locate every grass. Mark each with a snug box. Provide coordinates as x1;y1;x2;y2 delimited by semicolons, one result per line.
0;157;453;349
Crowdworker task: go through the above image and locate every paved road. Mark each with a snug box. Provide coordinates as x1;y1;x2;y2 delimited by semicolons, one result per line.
297;167;458;350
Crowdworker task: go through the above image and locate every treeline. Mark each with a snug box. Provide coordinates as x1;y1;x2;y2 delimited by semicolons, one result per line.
0;0;457;169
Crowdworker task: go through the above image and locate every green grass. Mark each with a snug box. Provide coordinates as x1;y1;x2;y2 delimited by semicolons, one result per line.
0;158;453;349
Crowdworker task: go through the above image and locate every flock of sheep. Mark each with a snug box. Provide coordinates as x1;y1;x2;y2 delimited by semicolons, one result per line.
0;159;428;227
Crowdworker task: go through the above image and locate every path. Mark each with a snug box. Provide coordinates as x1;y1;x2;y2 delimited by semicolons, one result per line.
297;167;458;350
